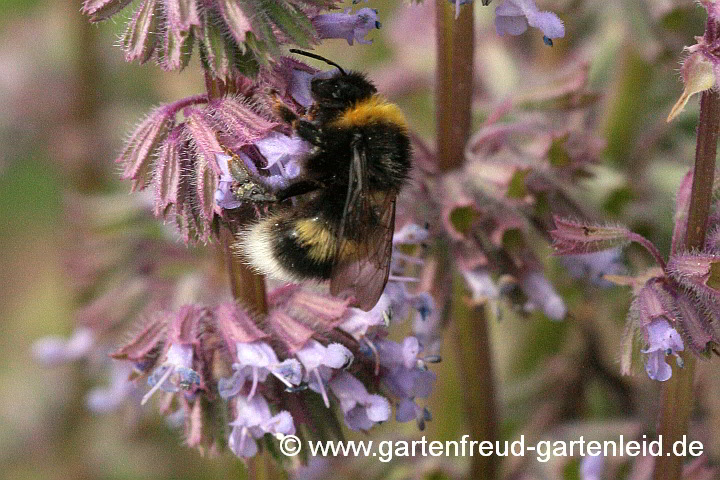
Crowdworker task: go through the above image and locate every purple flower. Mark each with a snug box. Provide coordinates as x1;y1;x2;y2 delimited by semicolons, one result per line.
374;337;436;425
312;8;381;45
213;131;310;210
256;132;309;187
448;0;473;19
214;154;243;210
377;337;421;370
519;270;567;321
86;362;136;413
142;343;200;404
339;294;392;340
229;394;295;458
642;319;684;382
296;340;353;408
329;372;391;431
580;454;605;480
495;0;565;41
384;282;434;322
219;341;302;400
31;327;95;365
396;398;432;430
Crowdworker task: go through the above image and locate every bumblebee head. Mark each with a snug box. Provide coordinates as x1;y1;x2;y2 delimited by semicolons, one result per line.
310;72;377;108
289;49;377;109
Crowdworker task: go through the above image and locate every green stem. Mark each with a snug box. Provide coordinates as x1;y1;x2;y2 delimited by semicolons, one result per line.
221;228;268;314
435;2;497;478
653;90;720;480
435;0;474;172
451;274;498;480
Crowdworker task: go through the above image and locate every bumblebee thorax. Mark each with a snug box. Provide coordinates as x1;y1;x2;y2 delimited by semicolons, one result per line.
330;95;408;131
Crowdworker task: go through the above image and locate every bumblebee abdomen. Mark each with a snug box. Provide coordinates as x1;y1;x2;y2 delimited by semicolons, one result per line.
239;213;338;282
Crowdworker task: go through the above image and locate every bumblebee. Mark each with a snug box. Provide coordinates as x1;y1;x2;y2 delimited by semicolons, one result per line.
238;49;412;311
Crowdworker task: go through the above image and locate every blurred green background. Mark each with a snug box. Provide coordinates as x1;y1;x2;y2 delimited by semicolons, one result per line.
2;1;720;479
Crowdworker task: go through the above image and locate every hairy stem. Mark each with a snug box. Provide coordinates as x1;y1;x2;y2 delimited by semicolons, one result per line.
435;0;474;172
627;232;666;271
164;94;209;117
653;90;720;480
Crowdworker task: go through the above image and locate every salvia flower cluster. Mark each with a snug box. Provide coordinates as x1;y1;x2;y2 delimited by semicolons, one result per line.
551;169;720;381
34;210;438;455
82;0;381;76
118;57;339;242
103;275;436;455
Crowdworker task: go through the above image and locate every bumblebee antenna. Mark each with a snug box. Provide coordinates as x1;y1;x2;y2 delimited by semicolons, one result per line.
289;49;347;76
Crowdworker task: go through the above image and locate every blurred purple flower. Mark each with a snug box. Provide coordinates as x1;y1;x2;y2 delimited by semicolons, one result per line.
461;268;500;303
519;270;567;321
329;372;391;431
312;7;380;45
32;327;95;365
562;248;626;287
229;394;295;458
580;454;605;480
375;337;436;426
448;0;474;19
86;362;137;413
495;0;565;41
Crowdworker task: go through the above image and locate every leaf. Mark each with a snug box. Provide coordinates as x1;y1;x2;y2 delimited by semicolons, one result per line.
216;0;254;44
110;314;167;361
194;155;218;230
670;169;693;254
200;20;233;79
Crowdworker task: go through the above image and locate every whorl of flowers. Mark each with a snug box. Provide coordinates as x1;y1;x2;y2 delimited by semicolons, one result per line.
93;261;435;455
551;168;720;382
81;0;380;76
34;171;438;455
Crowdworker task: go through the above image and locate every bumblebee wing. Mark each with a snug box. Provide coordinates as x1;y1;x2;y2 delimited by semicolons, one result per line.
330;143;396;311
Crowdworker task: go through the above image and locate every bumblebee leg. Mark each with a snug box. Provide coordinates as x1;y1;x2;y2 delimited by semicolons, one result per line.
275;180;323;201
295;120;324;146
269;90;299;124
